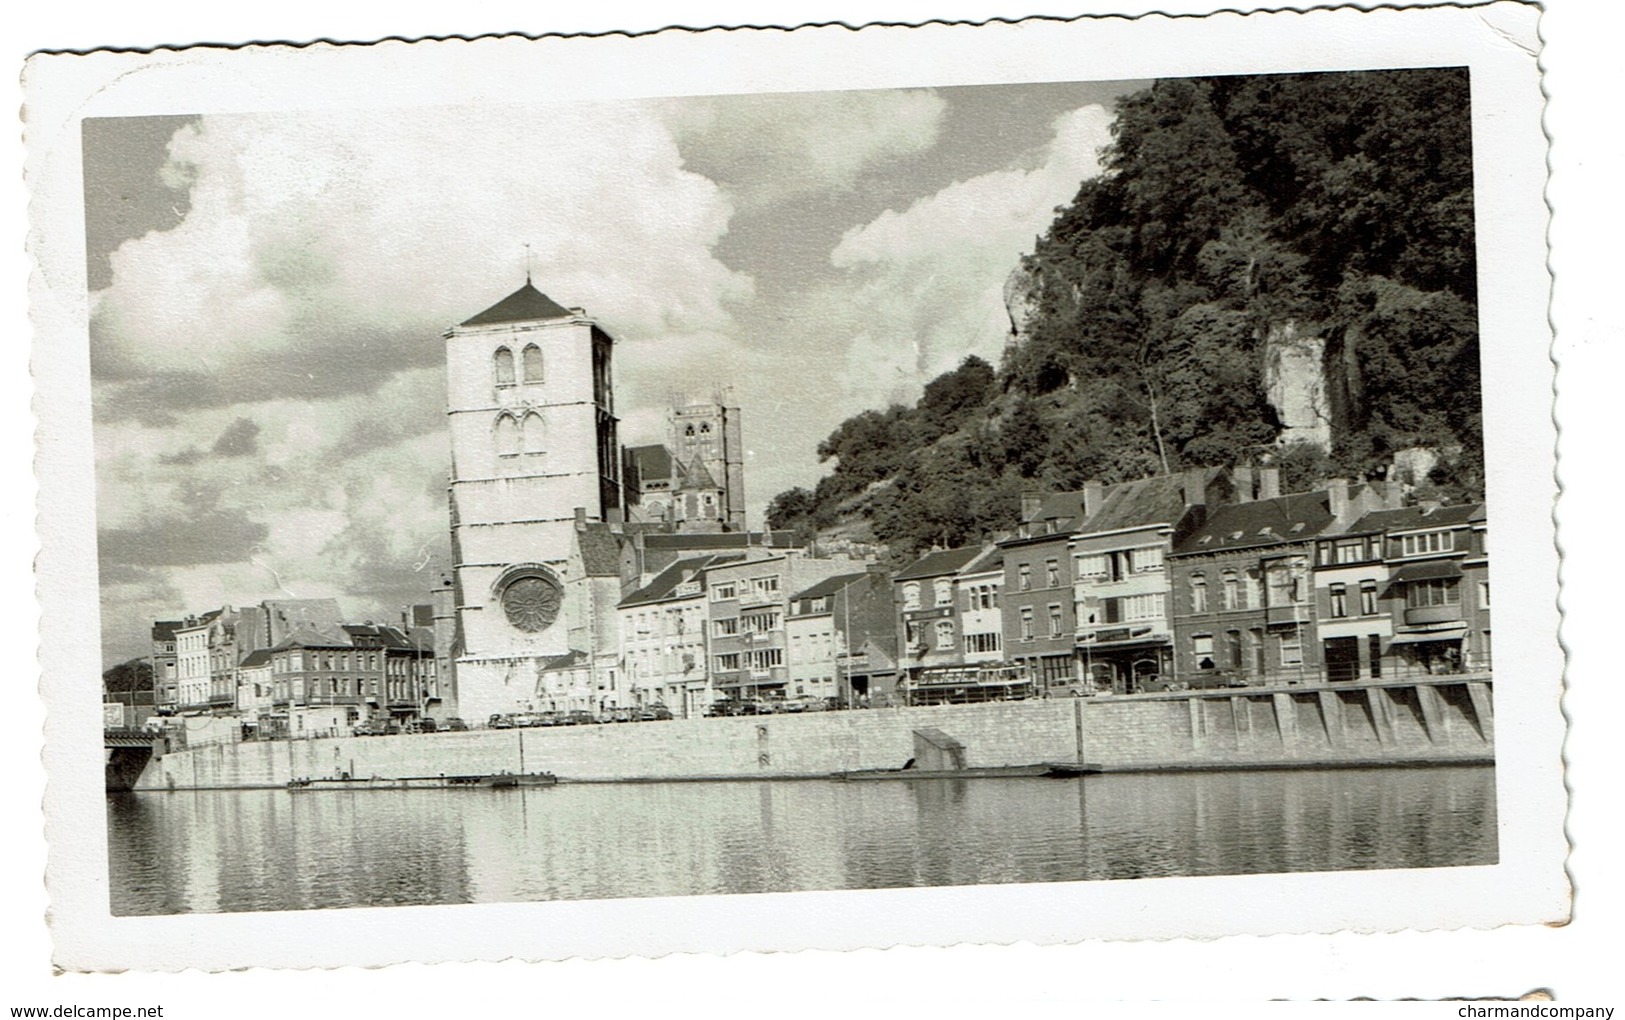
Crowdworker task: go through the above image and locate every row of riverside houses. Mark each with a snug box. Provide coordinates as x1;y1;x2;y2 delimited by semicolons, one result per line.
529;524;893;720
148;597;447;736
891;465;1490;705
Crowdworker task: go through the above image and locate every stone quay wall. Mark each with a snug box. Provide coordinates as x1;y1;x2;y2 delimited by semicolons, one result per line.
132;677;1493;790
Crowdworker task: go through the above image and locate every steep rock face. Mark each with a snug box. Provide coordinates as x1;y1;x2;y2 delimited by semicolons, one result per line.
1261;320;1332;451
1003;254;1080;347
1003;255;1044;346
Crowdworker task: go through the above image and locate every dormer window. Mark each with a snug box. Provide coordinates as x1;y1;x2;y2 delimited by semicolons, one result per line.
1398;530;1455;557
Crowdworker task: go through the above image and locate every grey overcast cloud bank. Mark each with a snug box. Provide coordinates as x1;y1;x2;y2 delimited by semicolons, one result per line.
89;79;1144;665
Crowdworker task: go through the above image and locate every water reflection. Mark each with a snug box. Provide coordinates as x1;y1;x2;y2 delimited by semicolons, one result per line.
107;766;1496;916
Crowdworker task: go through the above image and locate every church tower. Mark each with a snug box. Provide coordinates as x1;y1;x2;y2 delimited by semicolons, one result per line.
444;281;621;724
670;401;747;532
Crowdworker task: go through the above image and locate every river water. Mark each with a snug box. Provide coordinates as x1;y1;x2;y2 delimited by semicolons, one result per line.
107;766;1495;915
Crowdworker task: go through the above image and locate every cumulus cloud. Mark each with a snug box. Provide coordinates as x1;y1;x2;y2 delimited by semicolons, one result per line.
664;89;947;208
92;102;750;409
827;104;1114;387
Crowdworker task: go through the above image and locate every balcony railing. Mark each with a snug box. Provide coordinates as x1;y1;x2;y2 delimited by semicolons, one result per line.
1264;603;1312;627
1404;605;1464;626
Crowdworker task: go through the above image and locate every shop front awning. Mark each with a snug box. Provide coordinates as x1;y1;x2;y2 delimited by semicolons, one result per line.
1389;624;1468;645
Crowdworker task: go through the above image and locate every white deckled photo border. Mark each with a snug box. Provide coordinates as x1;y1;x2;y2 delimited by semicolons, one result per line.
24;2;1564;973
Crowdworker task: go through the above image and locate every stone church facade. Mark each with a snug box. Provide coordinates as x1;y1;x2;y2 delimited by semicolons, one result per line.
443;281;624;725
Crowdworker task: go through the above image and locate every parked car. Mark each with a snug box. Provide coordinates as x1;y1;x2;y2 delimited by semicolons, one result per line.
490;714;514;730
417;718;438;733
561;710;597;726
352;719;383;736
705;700;742;718
444;717;468;732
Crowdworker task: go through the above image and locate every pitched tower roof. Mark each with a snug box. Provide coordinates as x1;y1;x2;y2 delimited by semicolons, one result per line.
460;282;573;327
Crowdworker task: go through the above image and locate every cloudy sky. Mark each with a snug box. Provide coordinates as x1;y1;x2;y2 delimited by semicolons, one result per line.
86;79;1144;666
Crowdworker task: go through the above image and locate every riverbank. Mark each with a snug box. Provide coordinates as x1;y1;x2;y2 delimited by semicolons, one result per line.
128;675;1493;791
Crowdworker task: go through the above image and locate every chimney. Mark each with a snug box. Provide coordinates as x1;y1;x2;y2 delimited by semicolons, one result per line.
1258;466;1281;501
573;506;587;526
1020;490;1044;521
1233;465;1255;503
1182;468;1208;508
1327;478;1350;522
1082;480;1105;518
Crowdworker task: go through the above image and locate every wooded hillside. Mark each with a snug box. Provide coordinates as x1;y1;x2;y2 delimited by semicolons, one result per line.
769;69;1482;559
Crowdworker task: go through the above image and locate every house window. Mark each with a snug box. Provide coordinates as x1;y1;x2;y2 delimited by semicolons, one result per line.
1244;568;1262;609
1265;557;1307;606
1279;632;1304;667
1018;564;1032;592
1048;604;1064;638
1329;583;1348;618
493;346;515;386
966;633;1002;654
1019;607;1035;641
1045;559;1061;588
1227;629;1244;669
1120;593;1165;621
902;582;922;610
1369;634;1383;678
1325;537;1370;565
1221;570;1239;610
742;610;781;634
521;343;543;383
1190;574;1208;613
714;618;739;637
712;582;737;601
934;620;955;651
1406;579;1461;608
933;578;953;606
714;653;740;672
1478;580;1490;608
1133;546;1165;573
1399;531;1455;557
745;649;784;671
1360;580;1378;615
1073;553;1108;579
1193;634;1215;670
751;576;780;600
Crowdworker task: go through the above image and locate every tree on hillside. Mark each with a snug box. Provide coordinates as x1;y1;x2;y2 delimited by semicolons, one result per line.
103;658;154;698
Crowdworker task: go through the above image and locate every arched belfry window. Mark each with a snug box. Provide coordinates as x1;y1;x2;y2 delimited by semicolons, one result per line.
494;347;515;386
522;343;544;383
495;413;520;457
522;411;546;456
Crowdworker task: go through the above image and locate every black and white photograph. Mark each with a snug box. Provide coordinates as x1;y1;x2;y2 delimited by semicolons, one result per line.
21;0;1574;987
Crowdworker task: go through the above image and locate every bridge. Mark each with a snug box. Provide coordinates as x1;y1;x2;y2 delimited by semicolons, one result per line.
104;728;170;792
